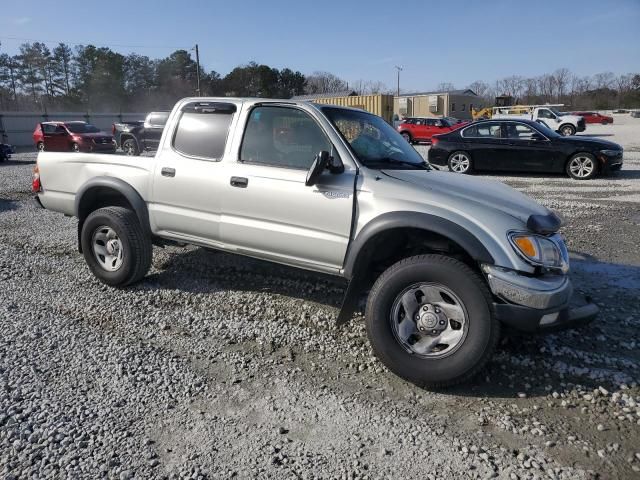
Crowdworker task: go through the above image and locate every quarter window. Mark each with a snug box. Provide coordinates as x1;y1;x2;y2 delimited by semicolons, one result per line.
240;106;334;169
173;102;236;160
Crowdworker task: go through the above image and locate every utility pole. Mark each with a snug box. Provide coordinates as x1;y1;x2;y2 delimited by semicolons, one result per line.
194;44;201;97
395;65;403;97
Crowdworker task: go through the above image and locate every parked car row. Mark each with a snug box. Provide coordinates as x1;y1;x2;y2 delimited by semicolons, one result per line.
31;111;169;155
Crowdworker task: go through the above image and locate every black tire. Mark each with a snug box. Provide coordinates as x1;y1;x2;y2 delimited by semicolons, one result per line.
71;143;80;152
566;152;598;180
122;138;140;156
37;142;45;152
81;207;152;287
365;254;499;388
447;151;473;174
400;132;412;143
559;124;576;136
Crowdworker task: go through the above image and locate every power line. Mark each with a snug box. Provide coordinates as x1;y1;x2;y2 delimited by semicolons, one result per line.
0;35;191;50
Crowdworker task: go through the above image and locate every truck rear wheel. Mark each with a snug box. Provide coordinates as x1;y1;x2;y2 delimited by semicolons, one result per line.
122;138;140;156
81;207;152;286
365;254;499;388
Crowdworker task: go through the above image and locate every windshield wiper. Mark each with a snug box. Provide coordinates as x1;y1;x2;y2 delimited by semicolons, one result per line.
364;157;430;170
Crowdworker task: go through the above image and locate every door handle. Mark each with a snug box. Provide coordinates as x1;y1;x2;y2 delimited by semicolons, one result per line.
230;176;248;188
161;167;176;177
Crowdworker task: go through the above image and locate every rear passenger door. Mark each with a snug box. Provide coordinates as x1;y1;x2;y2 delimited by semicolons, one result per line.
149;101;239;245
461;122;506;170
220;105;355;273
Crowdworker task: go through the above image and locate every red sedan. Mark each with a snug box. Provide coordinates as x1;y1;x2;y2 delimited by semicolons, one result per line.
572;112;614;125
33;121;116;153
397;117;469;143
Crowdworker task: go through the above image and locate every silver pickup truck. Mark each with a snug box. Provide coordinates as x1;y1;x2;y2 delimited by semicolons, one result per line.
33;98;598;388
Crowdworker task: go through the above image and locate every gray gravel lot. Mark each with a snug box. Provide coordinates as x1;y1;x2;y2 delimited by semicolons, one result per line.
1;120;639;479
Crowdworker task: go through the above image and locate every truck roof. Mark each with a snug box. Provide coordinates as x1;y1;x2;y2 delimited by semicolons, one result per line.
175;97;377;115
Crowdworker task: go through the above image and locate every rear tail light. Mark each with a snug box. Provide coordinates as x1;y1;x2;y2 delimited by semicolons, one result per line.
32;164;41;193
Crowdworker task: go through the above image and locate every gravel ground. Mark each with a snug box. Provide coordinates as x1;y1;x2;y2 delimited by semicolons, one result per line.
1;119;639;479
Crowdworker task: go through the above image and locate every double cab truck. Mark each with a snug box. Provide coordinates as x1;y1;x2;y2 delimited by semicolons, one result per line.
33;98;598;388
492;106;586;136
112;111;170;155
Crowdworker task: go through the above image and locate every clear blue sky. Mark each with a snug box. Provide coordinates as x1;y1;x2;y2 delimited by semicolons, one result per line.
1;0;638;91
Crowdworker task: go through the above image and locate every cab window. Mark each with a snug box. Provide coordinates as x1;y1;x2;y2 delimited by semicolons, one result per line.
538;109;555;119
240;106;335;170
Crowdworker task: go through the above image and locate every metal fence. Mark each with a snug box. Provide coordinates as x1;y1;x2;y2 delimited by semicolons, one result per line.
0;111;146;147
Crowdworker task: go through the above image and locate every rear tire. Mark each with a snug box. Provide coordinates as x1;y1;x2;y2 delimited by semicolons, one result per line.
447;151;473;174
37;142;45;152
122;138;140;156
559;124;576;136
566;153;598;180
71;143;80;152
81;207;152;287
365;255;499;388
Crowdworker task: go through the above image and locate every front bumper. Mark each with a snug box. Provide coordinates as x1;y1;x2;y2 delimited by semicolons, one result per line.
484;265;598;332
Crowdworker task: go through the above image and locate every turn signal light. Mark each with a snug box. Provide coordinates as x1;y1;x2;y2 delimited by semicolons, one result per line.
32;165;41;193
513;236;537;258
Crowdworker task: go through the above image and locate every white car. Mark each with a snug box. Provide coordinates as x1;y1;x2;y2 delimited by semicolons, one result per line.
493;106;585;136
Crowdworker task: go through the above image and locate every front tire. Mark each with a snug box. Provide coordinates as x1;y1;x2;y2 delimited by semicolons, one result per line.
81;207;152;287
447;151;473;174
559;124;576;136
365;255;499;388
122;138;140;156
566;153;598;180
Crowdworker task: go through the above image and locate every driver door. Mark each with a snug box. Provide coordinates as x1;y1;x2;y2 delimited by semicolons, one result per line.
536;109;560;130
220;105;355;273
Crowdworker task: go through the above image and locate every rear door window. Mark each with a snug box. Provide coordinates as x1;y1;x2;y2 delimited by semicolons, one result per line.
462;122;503;138
172;102;236;160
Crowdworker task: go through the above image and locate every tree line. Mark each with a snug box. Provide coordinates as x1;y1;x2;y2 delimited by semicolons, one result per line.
1;42;638;112
462;68;640;110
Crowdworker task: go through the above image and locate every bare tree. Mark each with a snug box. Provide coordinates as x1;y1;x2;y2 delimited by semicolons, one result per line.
468;80;490;100
592;72;615;90
436;82;455;92
304;71;348;94
553;68;571;102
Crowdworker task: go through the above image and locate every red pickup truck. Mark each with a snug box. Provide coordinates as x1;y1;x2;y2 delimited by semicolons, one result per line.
397;117;468;144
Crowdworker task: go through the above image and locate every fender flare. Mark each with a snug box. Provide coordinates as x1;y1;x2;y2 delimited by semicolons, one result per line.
336;212;495;325
342;212;494;280
75;176;150;238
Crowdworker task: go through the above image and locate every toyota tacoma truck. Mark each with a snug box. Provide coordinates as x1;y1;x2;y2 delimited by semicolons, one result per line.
33;98;598;388
112;111;170;155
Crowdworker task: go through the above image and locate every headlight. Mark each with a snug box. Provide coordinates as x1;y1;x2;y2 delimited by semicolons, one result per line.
508;232;568;272
600;149;620;156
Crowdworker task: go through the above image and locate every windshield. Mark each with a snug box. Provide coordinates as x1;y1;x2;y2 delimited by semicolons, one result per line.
322;107;428;169
534;120;561;138
66;123;101;134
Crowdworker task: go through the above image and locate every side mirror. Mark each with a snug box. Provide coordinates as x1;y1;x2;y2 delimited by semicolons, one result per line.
306;151;343;186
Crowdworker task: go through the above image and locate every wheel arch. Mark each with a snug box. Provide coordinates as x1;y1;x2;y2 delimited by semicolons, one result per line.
120;133;140;150
75;177;150;252
336;212;495;325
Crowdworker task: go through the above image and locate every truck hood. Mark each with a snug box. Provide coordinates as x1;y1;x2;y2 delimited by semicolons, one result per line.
381;169;550;225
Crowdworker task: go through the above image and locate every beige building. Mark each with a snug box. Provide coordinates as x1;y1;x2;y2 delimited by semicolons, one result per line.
394;89;482;121
292;91;395;124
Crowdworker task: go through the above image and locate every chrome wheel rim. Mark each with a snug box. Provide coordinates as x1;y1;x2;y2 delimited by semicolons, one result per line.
72;143;79;152
38;143;45;151
569;156;594;178
450;153;470;173
561;126;573;136
92;226;124;272
124;142;135;155
390;283;468;358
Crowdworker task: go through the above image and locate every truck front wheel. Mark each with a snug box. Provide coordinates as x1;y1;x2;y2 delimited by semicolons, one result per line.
81;207;152;286
365;255;499;388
